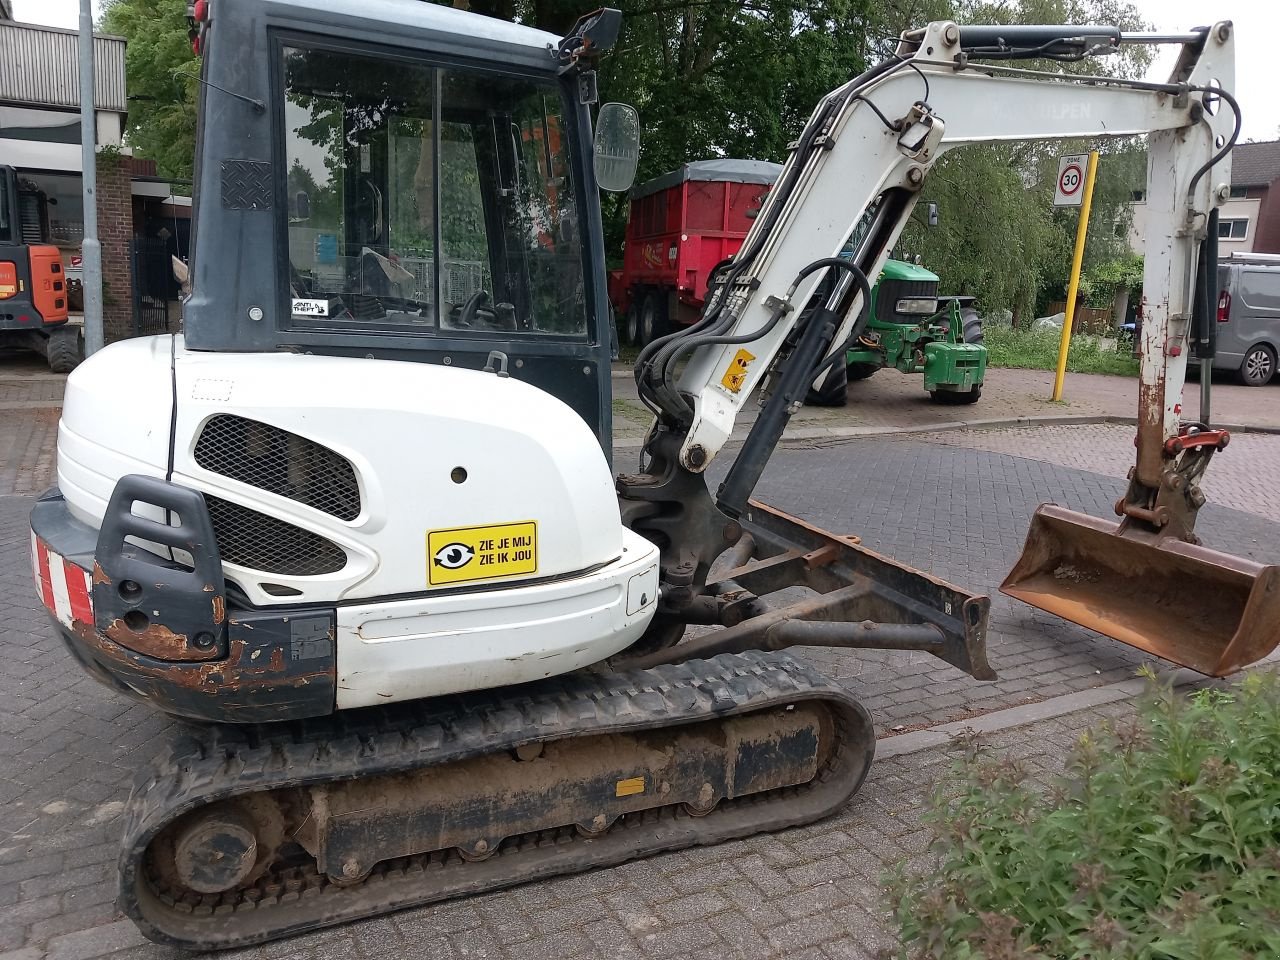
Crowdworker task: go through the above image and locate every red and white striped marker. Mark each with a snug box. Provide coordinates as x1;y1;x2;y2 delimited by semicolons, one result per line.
31;532;94;628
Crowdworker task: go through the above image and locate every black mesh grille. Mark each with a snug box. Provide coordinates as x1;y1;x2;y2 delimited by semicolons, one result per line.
875;278;940;323
194;415;360;520
204;495;347;576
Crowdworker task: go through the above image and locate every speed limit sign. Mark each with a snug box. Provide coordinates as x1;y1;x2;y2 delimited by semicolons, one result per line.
1054;154;1088;207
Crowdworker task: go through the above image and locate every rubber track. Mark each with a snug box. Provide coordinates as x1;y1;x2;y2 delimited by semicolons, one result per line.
121;651;875;950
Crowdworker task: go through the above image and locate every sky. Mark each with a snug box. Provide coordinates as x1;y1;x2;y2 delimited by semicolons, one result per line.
11;0;1280;142
1132;0;1277;143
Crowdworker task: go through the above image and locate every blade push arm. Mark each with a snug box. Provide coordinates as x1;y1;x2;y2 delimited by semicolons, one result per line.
633;20;1236;512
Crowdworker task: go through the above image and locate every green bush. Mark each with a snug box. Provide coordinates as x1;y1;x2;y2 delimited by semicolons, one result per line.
894;670;1280;959
984;325;1140;378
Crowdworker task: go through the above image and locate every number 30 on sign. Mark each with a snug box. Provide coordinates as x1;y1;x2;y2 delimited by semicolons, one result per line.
1053;154;1088;207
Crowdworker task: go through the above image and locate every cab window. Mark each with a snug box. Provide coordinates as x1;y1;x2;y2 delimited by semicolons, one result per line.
281;45;586;338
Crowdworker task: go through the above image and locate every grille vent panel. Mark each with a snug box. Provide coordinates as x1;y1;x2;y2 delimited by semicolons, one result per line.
204;496;347;576
194;415;360;520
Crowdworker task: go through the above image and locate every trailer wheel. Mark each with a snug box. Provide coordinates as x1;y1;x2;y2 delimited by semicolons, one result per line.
623;295;642;346
638;290;669;346
46;326;82;374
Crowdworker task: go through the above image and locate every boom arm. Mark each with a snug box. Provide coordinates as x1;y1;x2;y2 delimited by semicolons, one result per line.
633;21;1235;517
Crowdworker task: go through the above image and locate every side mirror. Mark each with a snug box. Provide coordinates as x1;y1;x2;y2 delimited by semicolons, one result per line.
594;102;640;193
927;201;939;227
295;191;310;220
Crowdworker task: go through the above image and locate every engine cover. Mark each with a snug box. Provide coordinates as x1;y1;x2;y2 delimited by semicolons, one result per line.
57;336;633;607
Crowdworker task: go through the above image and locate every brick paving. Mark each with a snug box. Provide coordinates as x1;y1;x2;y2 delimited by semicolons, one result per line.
0;410;59;498
0;354;64;498
911;422;1280;524
6;699;1144;960
4;350;1280;959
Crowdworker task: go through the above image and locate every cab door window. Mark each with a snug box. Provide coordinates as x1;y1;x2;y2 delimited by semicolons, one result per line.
281;45;585;338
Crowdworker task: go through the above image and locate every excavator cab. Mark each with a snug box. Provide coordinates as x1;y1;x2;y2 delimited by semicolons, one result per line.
183;7;628;450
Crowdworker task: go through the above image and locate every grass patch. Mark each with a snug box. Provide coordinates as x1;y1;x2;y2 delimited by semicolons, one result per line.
985;325;1139;377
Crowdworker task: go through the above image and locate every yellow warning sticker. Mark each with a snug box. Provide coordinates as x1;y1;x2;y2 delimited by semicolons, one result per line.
427;521;537;586
615;776;646;798
720;348;755;393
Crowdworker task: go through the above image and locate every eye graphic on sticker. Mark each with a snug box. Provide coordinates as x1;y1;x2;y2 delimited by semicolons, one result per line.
433;543;475;569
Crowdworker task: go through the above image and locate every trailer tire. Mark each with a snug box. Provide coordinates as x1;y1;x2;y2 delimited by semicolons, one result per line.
846;362;878;381
623;295;642;346
638;290;669;346
46;326;82;374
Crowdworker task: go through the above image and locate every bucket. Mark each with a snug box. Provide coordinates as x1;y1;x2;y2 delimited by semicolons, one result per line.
1000;504;1280;677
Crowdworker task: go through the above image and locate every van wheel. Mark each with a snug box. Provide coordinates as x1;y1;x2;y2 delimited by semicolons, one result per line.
1240;345;1276;386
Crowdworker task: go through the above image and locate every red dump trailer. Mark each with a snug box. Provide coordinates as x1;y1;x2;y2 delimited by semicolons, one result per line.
609;159;781;345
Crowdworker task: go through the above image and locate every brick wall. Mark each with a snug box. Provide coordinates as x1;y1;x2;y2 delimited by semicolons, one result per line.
96;154;134;342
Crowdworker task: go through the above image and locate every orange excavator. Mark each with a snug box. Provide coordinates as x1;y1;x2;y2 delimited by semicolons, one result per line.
0;165;79;372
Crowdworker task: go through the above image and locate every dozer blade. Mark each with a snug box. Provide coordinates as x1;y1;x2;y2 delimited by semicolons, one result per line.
1001;504;1280;677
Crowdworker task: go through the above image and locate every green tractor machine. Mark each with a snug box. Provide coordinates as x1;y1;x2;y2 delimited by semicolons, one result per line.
810;257;987;406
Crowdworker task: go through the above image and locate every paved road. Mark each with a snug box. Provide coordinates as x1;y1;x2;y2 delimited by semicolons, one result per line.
4;433;1280;959
913;421;1280;524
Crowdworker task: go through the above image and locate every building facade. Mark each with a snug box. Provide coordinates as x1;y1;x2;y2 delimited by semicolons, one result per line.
0;10;189;340
1129;139;1280;257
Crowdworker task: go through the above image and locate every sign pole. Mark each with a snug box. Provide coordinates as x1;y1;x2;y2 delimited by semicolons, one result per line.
78;0;104;357
1051;150;1099;402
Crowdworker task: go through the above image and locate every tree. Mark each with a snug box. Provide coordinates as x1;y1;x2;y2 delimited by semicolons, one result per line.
101;0;200;180
503;0;875;256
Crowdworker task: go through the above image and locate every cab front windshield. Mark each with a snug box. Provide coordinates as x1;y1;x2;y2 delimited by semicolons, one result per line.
282;45;586;337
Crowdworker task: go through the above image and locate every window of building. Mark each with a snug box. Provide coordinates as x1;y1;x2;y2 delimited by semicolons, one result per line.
1131;189;1146;202
1218;218;1249;240
0;106;80;144
281;44;586;338
1228;185;1248;199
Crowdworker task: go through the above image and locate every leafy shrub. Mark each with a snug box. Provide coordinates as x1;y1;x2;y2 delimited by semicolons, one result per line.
894;670;1280;959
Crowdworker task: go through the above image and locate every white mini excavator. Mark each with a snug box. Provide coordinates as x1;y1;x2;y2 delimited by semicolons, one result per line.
28;1;1275;948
